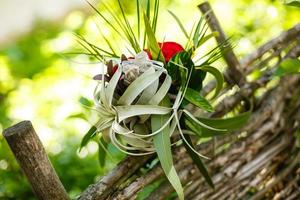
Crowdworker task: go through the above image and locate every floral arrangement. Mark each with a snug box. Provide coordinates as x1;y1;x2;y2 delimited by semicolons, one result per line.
78;1;250;199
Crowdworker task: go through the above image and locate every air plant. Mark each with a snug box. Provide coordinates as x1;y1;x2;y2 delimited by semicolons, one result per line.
78;1;251;199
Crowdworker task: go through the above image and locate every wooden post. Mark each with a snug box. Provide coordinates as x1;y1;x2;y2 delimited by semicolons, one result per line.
198;1;246;86
3;121;69;200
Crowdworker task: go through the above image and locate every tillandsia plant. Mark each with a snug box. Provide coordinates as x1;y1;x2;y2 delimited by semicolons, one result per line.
78;0;251;199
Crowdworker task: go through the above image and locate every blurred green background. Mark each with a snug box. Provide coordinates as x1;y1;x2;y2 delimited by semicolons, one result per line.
0;0;299;199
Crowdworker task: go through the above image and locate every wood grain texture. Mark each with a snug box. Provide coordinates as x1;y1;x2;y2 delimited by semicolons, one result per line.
3;121;69;200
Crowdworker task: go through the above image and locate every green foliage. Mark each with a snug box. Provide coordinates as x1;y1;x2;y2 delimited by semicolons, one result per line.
182;135;214;188
143;12;165;62
197;65;224;99
184;107;251;138
80;126;97;151
168;10;189;38
274;58;300;77
284;0;300;7
98;137;108;167
184;87;213;112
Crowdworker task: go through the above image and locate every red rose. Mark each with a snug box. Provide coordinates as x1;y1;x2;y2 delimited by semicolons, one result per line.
158;42;184;62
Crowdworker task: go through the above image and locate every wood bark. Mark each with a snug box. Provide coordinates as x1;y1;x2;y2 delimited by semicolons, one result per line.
2;121;69;200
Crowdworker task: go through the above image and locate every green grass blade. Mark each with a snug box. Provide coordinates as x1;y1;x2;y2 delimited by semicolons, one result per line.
87;1;138;52
143;0;151;48
76;34;117;57
143;12;165;62
192;16;205;47
168;10;189;39
137;0;141;39
117;0;141;52
152;0;159;33
197;31;219;47
94;21;117;55
76;39;103;61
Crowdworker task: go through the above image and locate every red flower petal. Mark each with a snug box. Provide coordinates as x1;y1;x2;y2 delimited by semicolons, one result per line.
158;42;184;62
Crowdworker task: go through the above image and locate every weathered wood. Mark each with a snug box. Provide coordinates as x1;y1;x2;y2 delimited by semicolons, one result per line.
77;155;153;200
241;23;300;69
3;121;69;200
198;1;245;86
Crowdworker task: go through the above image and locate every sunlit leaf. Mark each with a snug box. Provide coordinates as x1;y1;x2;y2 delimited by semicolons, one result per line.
197;31;219;47
152;0;160;33
274;58;300;77
168;10;189;39
143;12;165;62
117;0;141;52
197;65;224;99
80;126;97;151
284;0;300;7
98;137;108;167
185;108;251;138
184;87;213;112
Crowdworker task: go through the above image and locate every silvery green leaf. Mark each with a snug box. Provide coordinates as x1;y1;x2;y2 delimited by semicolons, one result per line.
109;128;154;156
151;97;184;200
105;64;123;106
139;74;172;122
137;79;159;104
120;135;153;149
148;74;172;105
112;121;133;135
118;67;164;105
183;109;226;132
95;117;114;132
115;105;172;122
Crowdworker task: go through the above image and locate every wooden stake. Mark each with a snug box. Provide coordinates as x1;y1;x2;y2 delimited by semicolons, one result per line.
3;121;69;200
198;1;245;86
